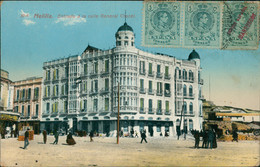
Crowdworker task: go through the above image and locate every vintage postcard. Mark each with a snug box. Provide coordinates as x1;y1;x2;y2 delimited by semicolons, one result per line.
0;1;259;167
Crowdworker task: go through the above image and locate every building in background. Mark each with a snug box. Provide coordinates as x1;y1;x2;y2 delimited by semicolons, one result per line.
0;69;19;137
13;77;42;134
41;23;203;136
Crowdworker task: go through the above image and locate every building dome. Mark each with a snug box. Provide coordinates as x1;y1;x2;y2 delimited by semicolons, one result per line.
117;22;133;32
188;49;200;60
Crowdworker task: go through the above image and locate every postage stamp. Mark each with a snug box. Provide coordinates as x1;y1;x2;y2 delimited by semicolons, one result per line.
221;2;259;50
183;2;221;49
142;1;180;47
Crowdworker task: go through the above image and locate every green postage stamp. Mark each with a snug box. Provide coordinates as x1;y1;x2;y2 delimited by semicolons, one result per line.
142;1;259;50
222;2;259;50
184;2;221;49
142;2;181;47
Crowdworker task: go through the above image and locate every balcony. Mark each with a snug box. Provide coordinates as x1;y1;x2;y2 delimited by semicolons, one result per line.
44;79;51;84
156;91;163;96
156;109;163;115
33;97;39;101
184;93;195;99
156;72;163;79
139;108;145;114
139;88;146;94
60;93;68;98
31;115;39;119
43;96;50;100
148;89;155;95
42;112;50;117
148;71;155;77
89;72;98;78
59;110;68;116
164;74;171;80
100;88;110;94
89;90;99;96
165;110;171;115
51;95;59;99
139;70;146;76
100;70;110;77
199;79;204;85
183;78;194;83
164;91;171;97
148;108;154;114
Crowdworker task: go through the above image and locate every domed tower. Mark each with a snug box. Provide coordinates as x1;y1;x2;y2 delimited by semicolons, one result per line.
115;22;135;47
188;49;200;67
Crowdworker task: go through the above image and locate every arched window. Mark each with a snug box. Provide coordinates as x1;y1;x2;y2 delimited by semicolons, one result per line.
179;69;181;79
125;36;128;39
189;102;193;114
189;119;193;130
189;85;193;97
184;101;187;114
183;84;187;96
189;70;193;81
183;69;187;80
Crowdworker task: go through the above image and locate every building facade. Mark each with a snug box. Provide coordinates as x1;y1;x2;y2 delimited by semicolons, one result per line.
13;77;43;134
0;69;19;137
41;23;203;136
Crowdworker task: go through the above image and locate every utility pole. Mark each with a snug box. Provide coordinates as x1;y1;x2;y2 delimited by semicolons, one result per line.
117;81;120;144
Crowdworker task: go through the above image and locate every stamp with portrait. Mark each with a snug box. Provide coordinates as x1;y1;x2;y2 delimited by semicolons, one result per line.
184;2;221;49
222;2;259;50
142;1;180;47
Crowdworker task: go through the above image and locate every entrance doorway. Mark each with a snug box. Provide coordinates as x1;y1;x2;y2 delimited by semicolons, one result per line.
92;121;98;133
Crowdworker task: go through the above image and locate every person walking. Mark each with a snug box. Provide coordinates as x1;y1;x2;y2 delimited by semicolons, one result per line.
140;131;147;143
207;128;214;149
232;129;238;142
194;130;200;149
43;130;47;144
53;130;59;144
202;130;208;148
135;130;138;138
89;130;94;142
66;132;76;145
23;128;30;149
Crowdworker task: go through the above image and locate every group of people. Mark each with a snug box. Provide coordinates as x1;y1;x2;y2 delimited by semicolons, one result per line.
192;128;217;149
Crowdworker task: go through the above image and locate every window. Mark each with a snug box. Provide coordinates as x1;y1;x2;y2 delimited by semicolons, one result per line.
15;106;19;113
140;79;144;90
189;70;193;81
179;69;181;79
27;105;30;116
183;69;187;80
157;82;162;94
189;119;193;130
139;61;145;74
84;100;87;110
28;88;31;100
94;62;98;74
131;42;134;46
125;36;128;39
22;106;24;116
117;41;121;46
165;66;169;77
105;60;109;72
94;80;98;92
140;98;144;112
34;87;39;99
149;99;153;112
149;63;153;75
165;101;169;113
157;125;161;132
22;89;25;99
184;102;187;114
46;103;50;113
36;104;39;116
105;98;109;111
84;63;88;74
93;99;98;112
124;41;128;46
157;100;162;113
157;64;161;74
149;81;153;92
16;90;19;100
189;102;193;114
64;101;68;113
165;83;170;96
183;85;187;96
56;85;59;96
46;70;50;80
105;79;109;91
53;69;56;80
189;85;193;97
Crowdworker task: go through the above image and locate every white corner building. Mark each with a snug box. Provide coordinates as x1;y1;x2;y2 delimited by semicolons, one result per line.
41;22;203;137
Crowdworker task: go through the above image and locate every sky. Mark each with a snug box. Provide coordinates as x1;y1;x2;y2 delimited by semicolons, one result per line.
1;1;260;110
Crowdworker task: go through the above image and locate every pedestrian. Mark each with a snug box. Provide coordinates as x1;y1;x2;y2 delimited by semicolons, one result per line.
120;130;123;137
207;128;214;149
165;131;169;137
53;130;59;144
42;130;47;144
89;130;94;142
232;129;238;142
202;130;208;148
140;131;147;143
66;132;76;145
213;129;217;148
194;130;200;149
23;128;30;149
131;128;134;138
135;130;138;138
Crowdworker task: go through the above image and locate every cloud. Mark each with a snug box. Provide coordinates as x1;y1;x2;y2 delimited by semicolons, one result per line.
55;17;86;26
23;19;36;26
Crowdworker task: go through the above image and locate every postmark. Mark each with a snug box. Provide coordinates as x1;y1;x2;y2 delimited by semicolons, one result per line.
184;2;221;49
222;2;259;50
142;1;180;47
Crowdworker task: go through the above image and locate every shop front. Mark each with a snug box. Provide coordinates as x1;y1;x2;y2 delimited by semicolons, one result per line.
0;111;20;138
